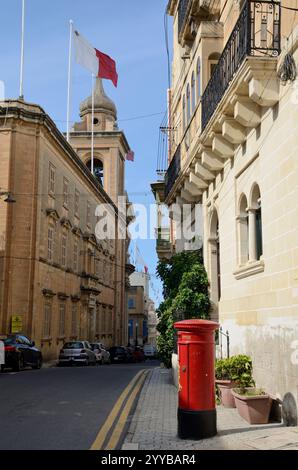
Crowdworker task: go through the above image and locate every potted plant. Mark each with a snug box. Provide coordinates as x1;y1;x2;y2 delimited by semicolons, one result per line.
215;357;236;408
231;359;272;424
215;355;255;408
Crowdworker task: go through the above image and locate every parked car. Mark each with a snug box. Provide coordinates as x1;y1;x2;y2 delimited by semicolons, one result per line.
90;343;111;364
125;347;135;363
132;347;145;363
143;344;157;359
58;341;96;366
109;346;128;363
1;334;42;372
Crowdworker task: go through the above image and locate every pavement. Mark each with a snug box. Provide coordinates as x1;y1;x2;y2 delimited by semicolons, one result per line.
123;367;298;450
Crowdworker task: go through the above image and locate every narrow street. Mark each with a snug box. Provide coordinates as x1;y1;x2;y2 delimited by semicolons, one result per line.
0;361;157;450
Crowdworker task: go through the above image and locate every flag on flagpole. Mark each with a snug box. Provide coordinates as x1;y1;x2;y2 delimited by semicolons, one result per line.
73;29;118;87
126;150;135;161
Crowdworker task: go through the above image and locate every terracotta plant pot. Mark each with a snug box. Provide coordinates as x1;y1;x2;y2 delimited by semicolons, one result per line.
232;388;272;424
216;379;236;408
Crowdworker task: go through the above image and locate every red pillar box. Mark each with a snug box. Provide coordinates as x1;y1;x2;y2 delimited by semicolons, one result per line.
174;319;219;440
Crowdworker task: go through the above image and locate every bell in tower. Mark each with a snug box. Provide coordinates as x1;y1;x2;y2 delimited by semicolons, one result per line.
70;78;129;204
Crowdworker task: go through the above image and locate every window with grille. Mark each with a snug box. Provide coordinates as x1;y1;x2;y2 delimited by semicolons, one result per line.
43;303;52;337
59;303;66;337
87;201;91;226
63;177;69;208
61;234;67;267
73;240;78;272
48;224;54;261
71;304;77;337
49;163;56;195
74;189;80;217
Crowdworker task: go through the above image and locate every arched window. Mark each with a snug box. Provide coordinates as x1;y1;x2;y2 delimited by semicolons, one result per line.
87;158;104;186
238;194;249;265
186;84;191;124
191;72;196;114
250;184;263;260
196;58;201;100
182;94;186;131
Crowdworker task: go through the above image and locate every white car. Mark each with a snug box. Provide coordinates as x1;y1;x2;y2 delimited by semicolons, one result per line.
143;344;157;358
90;343;111;365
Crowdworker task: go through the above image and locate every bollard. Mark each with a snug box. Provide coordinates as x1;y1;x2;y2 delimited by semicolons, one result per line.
174;319;219;440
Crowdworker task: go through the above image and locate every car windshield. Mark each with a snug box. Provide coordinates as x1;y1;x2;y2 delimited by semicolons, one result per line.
63;342;83;349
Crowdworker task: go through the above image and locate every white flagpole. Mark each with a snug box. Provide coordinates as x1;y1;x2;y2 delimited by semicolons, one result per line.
66;19;73;143
91;73;95;175
19;0;25;99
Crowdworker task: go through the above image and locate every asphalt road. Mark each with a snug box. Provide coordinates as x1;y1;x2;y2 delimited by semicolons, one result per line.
0;361;157;450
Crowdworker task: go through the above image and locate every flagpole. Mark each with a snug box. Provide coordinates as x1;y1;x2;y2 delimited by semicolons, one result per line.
19;0;25;99
91;73;95;175
66;19;73;143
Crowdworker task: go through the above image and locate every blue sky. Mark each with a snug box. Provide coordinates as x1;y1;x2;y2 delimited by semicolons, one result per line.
0;0;171;306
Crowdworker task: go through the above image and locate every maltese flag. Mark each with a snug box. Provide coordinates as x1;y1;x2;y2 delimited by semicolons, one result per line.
74;29;118;87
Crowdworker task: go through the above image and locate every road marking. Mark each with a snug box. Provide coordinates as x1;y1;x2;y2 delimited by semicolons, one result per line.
90;369;145;450
105;370;148;450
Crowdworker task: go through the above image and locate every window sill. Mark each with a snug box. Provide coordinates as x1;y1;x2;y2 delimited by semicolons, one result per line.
41;337;52;343
233;260;265;280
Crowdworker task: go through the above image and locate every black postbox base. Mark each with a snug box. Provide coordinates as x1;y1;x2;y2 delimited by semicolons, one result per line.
178;408;217;440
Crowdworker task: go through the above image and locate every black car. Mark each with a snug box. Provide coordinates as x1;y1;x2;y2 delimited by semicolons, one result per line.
1;334;42;372
109;346;128;363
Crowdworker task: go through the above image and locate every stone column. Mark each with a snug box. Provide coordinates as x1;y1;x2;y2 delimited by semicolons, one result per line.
248;208;257;262
236;215;249;265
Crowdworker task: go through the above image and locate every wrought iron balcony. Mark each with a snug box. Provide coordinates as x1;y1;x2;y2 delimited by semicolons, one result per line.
178;0;191;36
201;0;281;130
165;145;181;199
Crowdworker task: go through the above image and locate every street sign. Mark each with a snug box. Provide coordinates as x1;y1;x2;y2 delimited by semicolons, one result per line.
11;315;23;334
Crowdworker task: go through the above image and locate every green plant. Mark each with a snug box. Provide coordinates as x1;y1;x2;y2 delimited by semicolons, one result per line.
215;355;255;393
156;250;210;367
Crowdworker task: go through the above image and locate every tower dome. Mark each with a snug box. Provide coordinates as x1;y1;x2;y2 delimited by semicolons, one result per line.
80;77;117;119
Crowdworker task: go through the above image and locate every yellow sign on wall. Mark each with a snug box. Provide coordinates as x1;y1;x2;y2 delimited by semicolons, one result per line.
11;316;23;334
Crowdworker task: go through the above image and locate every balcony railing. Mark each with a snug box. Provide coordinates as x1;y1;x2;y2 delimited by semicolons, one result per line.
165;145;181;198
202;0;281;130
178;0;191;36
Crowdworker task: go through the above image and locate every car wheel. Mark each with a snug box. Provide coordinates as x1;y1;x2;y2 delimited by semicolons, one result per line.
13;354;24;372
32;357;42;370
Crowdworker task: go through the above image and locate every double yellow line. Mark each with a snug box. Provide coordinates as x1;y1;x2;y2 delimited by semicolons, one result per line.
90;369;148;450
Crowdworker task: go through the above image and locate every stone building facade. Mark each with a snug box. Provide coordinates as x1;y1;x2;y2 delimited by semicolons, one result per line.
127;285;148;347
153;0;298;420
0;79;132;360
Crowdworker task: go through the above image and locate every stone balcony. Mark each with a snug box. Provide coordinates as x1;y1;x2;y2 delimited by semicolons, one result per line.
165;0;281;206
80;273;101;296
156;227;172;260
